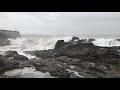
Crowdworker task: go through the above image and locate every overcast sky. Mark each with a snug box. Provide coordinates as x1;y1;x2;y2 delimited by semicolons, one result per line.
0;12;120;35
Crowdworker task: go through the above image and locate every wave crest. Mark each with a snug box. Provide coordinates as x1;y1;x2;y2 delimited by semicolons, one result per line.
93;38;120;47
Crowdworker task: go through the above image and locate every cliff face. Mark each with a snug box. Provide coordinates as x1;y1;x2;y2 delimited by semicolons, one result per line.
0;29;21;46
0;32;9;39
0;29;21;39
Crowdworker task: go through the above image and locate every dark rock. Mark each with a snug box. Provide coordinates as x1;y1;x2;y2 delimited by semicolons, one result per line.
116;39;120;41
5;51;18;56
55;40;66;49
88;67;106;74
54;43;96;62
0;29;21;46
55;56;82;66
34;50;55;58
78;39;87;43
71;38;94;44
13;55;29;61
96;48;120;59
87;39;95;43
0;29;21;39
0;60;20;76
0;32;9;39
0;52;31;77
30;59;70;78
4;51;29;61
0;60;4;67
0;29;21;47
71;37;80;42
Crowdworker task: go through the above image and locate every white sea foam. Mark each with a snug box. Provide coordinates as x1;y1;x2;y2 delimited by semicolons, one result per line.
1;36;120;59
0;36;72;59
0;36;72;51
2;37;120;52
93;38;120;47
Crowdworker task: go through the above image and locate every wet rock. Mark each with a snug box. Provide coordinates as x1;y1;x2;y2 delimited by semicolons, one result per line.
30;59;70;78
71;37;80;42
0;51;30;77
54;43;96;62
78;39;87;43
0;60;31;77
87;39;95;43
5;51;18;56
55;56;82;66
88;67;106;74
0;60;20;76
4;51;29;61
55;40;66;49
34;50;55;58
96;48;120;59
116;39;120;41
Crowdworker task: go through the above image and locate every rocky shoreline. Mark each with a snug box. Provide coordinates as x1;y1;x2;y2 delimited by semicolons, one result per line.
1;37;120;78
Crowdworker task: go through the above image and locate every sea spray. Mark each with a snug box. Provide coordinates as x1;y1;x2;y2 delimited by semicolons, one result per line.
93;38;120;47
0;36;72;59
1;37;120;59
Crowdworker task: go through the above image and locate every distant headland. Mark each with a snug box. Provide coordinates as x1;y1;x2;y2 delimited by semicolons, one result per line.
0;29;21;39
0;29;21;46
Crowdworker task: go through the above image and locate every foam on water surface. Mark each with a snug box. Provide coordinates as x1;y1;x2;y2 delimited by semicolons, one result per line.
0;36;72;51
0;36;72;59
4;67;55;78
93;38;120;47
0;37;120;59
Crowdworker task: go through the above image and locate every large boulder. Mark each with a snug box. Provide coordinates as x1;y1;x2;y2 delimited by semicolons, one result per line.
116;39;120;41
0;55;19;76
87;39;95;43
71;37;80;42
33;50;55;58
30;59;70;78
54;43;96;61
70;37;95;44
4;51;29;61
0;55;5;67
55;40;66;49
0;52;31;77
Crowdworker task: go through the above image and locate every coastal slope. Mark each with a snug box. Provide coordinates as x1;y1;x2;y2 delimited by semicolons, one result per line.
0;29;21;46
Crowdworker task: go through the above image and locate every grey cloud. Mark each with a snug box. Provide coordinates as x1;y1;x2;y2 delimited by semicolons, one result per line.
0;12;120;35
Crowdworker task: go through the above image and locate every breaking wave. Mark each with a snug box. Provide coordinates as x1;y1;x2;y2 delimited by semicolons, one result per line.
0;36;72;51
93;38;120;47
0;36;120;59
0;36;72;59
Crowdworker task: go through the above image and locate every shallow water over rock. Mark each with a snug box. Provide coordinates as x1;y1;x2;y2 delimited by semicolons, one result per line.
3;67;56;78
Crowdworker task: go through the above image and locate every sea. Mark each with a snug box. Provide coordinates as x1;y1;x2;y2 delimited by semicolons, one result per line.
1;34;120;78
